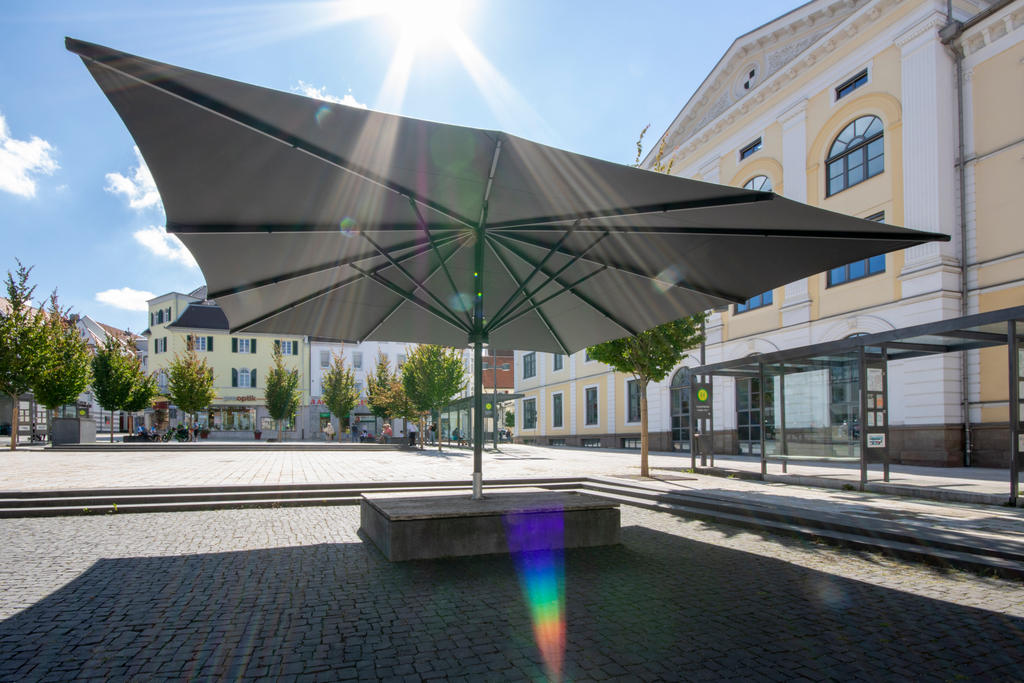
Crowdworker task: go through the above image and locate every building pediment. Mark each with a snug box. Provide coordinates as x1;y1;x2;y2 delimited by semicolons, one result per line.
648;0;872;163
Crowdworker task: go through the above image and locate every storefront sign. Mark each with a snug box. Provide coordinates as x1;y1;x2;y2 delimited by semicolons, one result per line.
867;433;886;448
228;395;259;402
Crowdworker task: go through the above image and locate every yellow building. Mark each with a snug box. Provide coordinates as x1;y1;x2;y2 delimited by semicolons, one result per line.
514;0;1023;467
145;287;309;439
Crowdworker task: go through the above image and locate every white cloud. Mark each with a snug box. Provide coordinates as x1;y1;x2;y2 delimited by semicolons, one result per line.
105;146;162;210
292;81;367;109
95;287;156;312
0;111;59;198
133;224;198;268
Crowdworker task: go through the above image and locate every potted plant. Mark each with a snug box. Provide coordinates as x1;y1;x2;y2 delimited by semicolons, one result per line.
200;428;210;439
254;430;262;440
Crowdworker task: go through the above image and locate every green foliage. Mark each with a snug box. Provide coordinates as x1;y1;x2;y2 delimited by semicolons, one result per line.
585;315;707;386
402;345;466;450
504;410;515;428
92;333;151;441
264;345;300;438
365;351;394;421
33;292;91;411
321;352;360;434
166;340;215;421
0;262;48;446
401;345;466;415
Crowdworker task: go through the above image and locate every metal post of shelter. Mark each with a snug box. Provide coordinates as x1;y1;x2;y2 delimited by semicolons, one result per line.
858;345;868;491
471;227;486;500
779;363;788;473
758;361;767;476
688;370;696;470
1009;320;1019;506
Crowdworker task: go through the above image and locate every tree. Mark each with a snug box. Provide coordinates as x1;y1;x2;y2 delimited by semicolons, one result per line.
92;334;150;442
264;345;300;440
586;316;706;477
505;411;515;428
401;345;466;450
33;293;92;437
583;128;705;477
321;352;360;440
365;351;394;424
386;376;419;443
166;340;215;431
0;262;48;449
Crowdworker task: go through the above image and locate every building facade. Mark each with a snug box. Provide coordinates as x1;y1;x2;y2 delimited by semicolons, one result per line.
146;287;310;439
514;0;1023;466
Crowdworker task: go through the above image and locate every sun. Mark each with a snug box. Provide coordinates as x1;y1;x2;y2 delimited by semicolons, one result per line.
380;0;470;50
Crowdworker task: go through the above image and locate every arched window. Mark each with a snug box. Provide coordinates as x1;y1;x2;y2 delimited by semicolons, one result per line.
826;115;883;196
743;175;772;192
239;368;250;388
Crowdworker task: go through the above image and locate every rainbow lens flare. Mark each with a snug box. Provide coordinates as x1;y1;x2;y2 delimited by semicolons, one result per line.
505;508;566;682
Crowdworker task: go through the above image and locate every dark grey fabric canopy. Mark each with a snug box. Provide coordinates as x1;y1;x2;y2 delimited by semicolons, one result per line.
68;37;947;495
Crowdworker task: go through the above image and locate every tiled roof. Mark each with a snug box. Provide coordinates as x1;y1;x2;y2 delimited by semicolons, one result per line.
167;303;229;331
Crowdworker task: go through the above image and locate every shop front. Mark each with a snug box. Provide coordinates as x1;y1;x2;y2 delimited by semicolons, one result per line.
207;394;263;439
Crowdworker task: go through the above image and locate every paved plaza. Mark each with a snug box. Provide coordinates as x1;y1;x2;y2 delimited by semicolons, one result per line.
2;444;1024;680
3;504;1024;681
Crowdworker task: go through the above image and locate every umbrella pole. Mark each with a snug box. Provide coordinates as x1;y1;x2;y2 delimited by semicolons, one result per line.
473;338;483;499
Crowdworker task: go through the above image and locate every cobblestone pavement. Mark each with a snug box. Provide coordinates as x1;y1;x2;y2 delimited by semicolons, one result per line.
2;506;1023;681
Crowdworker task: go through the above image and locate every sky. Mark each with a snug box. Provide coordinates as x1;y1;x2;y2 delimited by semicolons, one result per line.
1;0;797;333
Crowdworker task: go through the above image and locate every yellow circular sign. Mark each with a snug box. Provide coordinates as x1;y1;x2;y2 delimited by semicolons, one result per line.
697;388;709;402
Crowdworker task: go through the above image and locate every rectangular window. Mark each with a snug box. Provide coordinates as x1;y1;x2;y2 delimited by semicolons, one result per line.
622;438;641;449
523;398;537;430
735;290;773;314
523;352;536;379
552;393;563;428
549;438;566;447
397;354;406;367
827;213;887;287
353;352;363;369
835;69;868;100
582;438;601;448
627;380;641;422
235;338;252;354
192;335;208;352
155;309;164;324
584;349;593;362
553;354;563;371
585;386;598;426
277;340;298;356
739;137;762;160
502;363;510;370
320;350;330;368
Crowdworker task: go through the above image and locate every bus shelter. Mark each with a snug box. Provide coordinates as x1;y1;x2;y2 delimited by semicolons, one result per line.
437;393;523;447
684;305;1024;503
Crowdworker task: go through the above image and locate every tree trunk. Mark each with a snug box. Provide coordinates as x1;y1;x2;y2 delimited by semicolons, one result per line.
277;419;283;442
110;409;114;443
640;381;649;478
9;393;18;451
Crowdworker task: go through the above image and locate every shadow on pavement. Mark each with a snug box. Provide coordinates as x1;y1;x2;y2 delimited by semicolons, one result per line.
1;525;1022;680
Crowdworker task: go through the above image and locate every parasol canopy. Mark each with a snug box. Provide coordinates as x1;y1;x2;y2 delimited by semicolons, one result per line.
67;37;948;495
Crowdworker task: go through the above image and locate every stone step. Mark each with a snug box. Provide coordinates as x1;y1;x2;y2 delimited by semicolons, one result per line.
47;442;396;452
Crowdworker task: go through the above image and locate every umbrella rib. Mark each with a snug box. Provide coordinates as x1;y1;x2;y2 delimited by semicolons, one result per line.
484;238;570;355
357;236;472;341
349;263;471;334
487;265;609;336
486;229;610;331
77;50;479;231
486;192;774;230
206;233;461;300
168;222;462;234
359;231;465;327
493;231;744;304
486;219;580;329
410;198;473;328
491;239;639;337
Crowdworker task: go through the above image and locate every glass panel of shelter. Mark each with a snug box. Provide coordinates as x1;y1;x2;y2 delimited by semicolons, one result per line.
670;369;691;453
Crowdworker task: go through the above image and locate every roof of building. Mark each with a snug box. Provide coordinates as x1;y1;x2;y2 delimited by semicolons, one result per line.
166;303;229;331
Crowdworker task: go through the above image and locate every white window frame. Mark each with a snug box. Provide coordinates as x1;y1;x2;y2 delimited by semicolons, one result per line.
193;336;208;352
237;338;251;354
280;340;294;355
239;368;251;388
522;397;538;430
320;350;331;368
551;391;564;429
625;379;641;425
584;384;599;428
353;352;363;369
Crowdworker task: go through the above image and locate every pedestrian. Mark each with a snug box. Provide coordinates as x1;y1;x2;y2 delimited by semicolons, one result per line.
350;423;358;443
361;427;369;443
323;421;335;441
383;423;393;443
408;421;418;447
429;423;437;445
